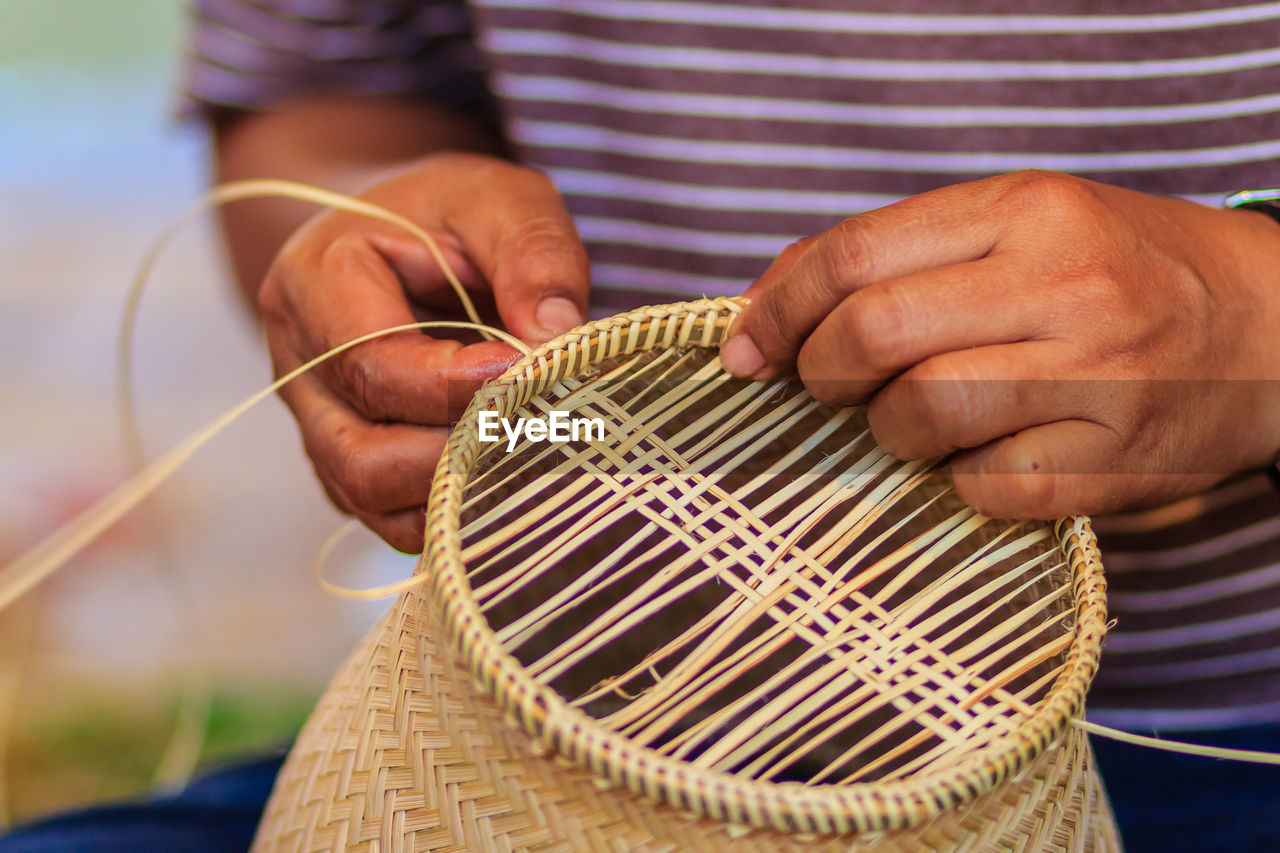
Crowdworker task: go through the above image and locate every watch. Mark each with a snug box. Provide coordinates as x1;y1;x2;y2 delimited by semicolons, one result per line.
1226;188;1280;227
1229;189;1280;492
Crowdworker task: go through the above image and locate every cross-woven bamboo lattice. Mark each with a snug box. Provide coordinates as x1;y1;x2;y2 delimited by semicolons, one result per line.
465;344;1074;787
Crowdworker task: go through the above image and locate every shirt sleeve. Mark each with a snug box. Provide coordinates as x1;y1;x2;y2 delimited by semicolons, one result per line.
179;0;494;119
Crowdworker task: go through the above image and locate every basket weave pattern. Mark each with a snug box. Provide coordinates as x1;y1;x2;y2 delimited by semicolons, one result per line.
254;592;1117;851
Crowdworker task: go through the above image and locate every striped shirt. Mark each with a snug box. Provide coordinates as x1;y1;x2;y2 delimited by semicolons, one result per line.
185;0;1280;731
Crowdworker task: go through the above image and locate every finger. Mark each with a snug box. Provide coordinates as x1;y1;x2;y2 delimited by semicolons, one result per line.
273;237;519;424
864;342;1095;460
722;238;815;369
950;419;1124;518
741;236;816;303
315;475;429;555
429;156;590;342
795;259;1045;404
357;506;429;555
310;453;432;555
309;403;449;515
723;180;1009;378
279;370;449;514
362;229;492;311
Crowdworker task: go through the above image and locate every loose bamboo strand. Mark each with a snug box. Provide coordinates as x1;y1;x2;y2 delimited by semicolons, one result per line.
1073;719;1280;766
0;591;39;829
0;320;523;614
1;178;529;613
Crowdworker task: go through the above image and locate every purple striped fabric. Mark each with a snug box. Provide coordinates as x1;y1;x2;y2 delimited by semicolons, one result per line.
184;0;492;113
184;0;1280;730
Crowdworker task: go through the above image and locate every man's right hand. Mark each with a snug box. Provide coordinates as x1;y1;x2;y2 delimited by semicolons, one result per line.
258;152;589;552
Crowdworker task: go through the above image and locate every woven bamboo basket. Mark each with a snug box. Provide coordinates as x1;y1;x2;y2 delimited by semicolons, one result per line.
253;297;1118;852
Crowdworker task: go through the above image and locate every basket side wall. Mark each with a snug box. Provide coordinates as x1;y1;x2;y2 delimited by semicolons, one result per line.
252;592;1120;852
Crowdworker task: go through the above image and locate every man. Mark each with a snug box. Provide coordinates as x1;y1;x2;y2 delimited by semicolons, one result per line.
194;2;1280;848
5;0;1279;848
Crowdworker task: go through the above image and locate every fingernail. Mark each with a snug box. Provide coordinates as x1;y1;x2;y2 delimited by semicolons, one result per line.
535;297;584;337
721;334;766;378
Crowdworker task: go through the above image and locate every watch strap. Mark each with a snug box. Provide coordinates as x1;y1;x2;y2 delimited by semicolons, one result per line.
1226;188;1280;227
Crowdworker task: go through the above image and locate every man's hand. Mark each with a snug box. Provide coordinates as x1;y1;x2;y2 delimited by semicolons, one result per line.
721;171;1280;518
260;152;589;551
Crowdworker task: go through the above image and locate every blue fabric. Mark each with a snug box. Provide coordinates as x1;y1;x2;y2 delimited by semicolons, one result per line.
0;751;286;853
1089;725;1280;853
3;732;1280;851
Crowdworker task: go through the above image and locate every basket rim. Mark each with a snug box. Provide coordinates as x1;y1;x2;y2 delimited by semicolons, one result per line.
420;296;1109;835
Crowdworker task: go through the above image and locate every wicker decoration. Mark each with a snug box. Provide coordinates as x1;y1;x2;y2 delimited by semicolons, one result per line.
253;298;1118;852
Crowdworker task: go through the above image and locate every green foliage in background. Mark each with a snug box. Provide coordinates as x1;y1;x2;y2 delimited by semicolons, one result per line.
9;689;314;823
0;0;181;68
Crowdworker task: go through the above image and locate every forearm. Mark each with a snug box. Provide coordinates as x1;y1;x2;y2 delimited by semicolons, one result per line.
212;95;506;309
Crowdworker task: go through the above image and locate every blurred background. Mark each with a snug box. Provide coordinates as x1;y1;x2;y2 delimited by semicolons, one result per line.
0;0;413;824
